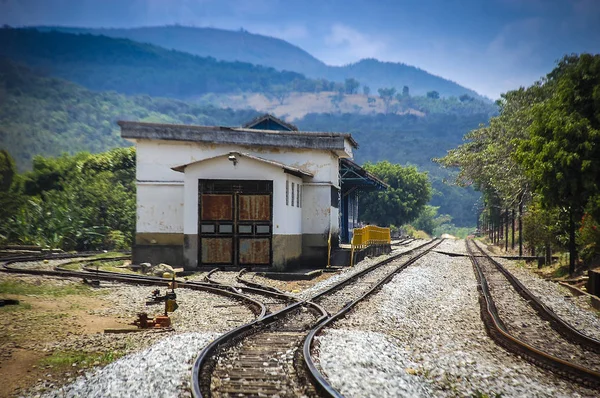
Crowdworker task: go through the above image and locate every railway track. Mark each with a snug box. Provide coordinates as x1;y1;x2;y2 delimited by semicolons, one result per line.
192;238;442;398
204;268;297;315
1;253;269;321
467;238;600;388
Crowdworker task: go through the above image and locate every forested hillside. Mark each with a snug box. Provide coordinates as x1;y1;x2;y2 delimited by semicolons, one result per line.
296;113;487;226
0;27;327;98
36;25;485;99
36;25;329;78
0;59;259;171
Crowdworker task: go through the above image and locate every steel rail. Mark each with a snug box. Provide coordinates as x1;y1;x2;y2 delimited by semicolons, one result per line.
467;238;600;388
471;240;600;353
303;238;443;397
191;238;439;398
236;268;289;295
202;267;299;305
75;260;291;315
2;255;267;320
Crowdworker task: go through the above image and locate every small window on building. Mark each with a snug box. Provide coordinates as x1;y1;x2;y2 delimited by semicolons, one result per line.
201;224;215;233
297;184;300;207
291;182;295;207
219;224;233;233
331;186;340;208
239;225;252;234
286;180;289;206
256;225;270;234
299;185;302;208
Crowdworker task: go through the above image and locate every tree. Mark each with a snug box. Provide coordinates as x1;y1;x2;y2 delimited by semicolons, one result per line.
0;149;16;191
521;197;561;265
0;150;22;231
427;91;440;99
2;148;136;250
344;78;360;95
412;205;439;235
330;91;344;109
514;54;600;273
377;87;396;113
269;85;290;105
459;94;474;102
359;161;432;226
402;86;410;97
363;85;370;96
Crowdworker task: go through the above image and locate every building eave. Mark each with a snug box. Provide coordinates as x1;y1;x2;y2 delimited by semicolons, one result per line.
340;158;388;191
118;121;358;153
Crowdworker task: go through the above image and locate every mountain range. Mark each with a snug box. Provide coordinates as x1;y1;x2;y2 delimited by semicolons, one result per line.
0;27;314;98
35;25;485;100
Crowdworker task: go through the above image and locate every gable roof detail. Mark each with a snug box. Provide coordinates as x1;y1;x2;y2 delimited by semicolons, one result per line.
243;114;299;131
171;151;314;178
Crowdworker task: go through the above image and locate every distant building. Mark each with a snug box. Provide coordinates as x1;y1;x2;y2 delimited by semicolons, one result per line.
119;114;386;270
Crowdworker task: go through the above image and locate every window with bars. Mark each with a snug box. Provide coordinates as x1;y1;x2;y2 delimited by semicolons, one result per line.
291;182;295;207
286;180;289;206
297;184;300;207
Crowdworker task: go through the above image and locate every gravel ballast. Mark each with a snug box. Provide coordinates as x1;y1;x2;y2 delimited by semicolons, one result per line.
22;280;256;397
297;239;428;301
315;239;598;397
43;332;218;398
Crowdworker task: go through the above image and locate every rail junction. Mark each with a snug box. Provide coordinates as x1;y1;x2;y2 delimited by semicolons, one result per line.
2;238;600;397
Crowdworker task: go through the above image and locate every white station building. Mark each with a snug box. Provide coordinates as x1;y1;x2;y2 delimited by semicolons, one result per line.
119;115;386;270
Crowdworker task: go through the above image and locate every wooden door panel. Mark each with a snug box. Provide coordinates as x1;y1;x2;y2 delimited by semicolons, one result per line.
238;238;270;265
201;238;232;264
201;195;233;220
239;195;271;221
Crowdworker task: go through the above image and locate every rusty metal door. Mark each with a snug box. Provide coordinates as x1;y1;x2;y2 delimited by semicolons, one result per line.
198;180;272;267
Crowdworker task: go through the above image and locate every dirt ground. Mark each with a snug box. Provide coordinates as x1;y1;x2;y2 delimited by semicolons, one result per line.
0;275;129;398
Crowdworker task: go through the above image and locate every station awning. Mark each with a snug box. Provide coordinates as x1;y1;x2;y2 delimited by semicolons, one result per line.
340;159;388;192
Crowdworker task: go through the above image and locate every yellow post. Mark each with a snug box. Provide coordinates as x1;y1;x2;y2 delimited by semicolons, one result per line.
327;229;332;268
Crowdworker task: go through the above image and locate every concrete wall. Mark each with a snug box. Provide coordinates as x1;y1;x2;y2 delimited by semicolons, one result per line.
133;138;346;270
135;140;344;183
136;183;184;233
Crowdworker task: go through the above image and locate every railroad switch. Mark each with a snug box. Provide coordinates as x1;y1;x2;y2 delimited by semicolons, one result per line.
131;312;172;328
132;277;179;329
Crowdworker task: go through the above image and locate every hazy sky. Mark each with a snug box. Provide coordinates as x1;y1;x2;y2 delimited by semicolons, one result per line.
1;0;599;98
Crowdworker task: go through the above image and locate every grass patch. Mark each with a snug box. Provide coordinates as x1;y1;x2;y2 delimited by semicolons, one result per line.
551;265;570;279
41;350;123;369
0;302;32;312
59;262;84;271
0;280;94;297
92;252;129;259
83;259;137;274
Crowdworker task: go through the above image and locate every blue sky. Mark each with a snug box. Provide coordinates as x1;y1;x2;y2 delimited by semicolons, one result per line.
1;0;599;98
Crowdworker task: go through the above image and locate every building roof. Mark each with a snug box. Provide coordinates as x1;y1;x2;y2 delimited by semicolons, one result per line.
118;121;358;153
243;114;299;131
340;158;388;191
171;151;314;179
